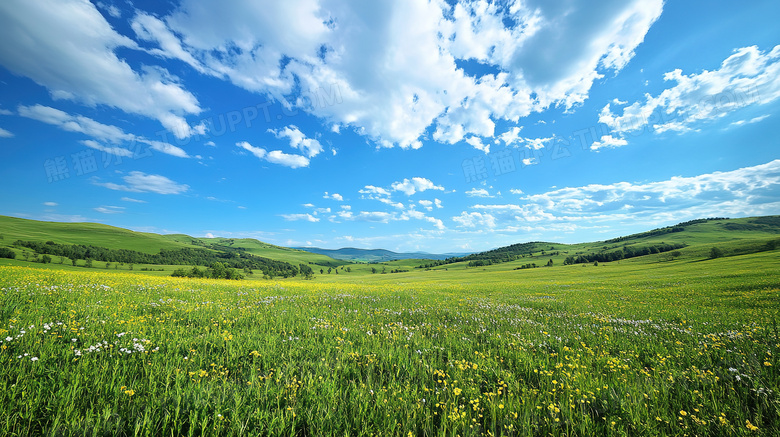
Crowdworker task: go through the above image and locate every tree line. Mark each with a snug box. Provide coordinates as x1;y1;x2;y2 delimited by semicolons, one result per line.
12;240;300;278
563;243;686;265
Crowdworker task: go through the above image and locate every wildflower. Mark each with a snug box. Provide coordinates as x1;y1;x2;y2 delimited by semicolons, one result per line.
679;410;687;416
746;420;758;431
453;387;462;396
124;389;135;396
31;357;39;362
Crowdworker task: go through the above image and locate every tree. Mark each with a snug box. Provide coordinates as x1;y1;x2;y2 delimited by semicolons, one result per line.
105;262;111;269
41;255;52;264
371;267;377;274
710;247;724;259
320;269;324;275
0;247;15;259
546;259;553;267
85;258;93;268
70;257;77;266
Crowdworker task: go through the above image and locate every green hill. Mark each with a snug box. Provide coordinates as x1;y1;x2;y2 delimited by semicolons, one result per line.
0;215;342;267
416;216;780;271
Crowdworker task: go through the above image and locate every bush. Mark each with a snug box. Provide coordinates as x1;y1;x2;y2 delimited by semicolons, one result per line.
0;247;15;259
710;247;724;259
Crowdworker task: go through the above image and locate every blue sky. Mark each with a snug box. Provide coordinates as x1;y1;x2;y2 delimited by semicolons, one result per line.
1;0;779;253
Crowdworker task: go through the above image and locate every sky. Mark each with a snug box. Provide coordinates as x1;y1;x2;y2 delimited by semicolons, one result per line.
0;0;779;254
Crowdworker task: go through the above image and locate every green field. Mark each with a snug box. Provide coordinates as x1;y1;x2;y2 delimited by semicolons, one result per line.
0;216;779;435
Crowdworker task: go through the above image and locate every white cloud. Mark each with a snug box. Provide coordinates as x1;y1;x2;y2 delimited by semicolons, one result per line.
453;211;496;229
0;0;201;139
266;150;309;169
466;188;493;198
510;188;524;195
468;159;780;228
377;197;405;209
121;197;146;203
79;140;132;158
601;45;780;136
19;104;130;143
418;200;433;211
204;141;216;147
590;135;628;151
236;141;267;159
324;192;344;201
281;213;319;222
465;136;490;153
0;127;13;138
236;141;310;168
269;125;323;158
402;209;446;230
434;198;443;209
360;185;392;197
94;205;125;214
43;202;58;207
133;0;661;149
391;177;444;196
18;104;188;158
730;114;770;127
93;171;189;195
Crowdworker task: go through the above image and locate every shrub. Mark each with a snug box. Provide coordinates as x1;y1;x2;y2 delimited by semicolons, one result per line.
710;247;724;259
0;247;15;259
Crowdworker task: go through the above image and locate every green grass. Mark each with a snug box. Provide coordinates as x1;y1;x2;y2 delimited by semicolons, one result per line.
0;248;778;436
0;215;343;266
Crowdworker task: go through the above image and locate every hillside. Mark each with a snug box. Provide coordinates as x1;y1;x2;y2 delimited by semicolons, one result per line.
0;215;342;267
416;216;780;271
2;215;779;281
294;246;470;262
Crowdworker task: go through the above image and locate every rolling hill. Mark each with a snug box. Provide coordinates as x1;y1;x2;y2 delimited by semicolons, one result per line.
293;246;470;262
0;215;343;267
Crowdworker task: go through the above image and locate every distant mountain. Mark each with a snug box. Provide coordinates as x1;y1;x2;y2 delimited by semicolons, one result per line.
293;247;471;262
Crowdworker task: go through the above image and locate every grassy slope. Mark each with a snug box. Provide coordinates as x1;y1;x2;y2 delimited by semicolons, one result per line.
199;237;343;266
0;215;194;254
0;215;341;266
1;215;778;281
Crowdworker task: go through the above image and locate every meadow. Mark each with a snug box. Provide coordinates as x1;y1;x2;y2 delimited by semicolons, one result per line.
0;251;778;436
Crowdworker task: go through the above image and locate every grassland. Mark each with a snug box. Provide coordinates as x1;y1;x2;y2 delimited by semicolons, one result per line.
0;247;778;436
0;215;341;267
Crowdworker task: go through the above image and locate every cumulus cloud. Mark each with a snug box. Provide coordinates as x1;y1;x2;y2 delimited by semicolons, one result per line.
93;171;189;195
266;150;310;169
128;0;662;149
360;185;392;197
465;188;493;198
391;177;444;196
323;192;344;201
600;45;780;137
0;0;202;139
453;211;496;229
590;135;628;151
269;125;323;158
236;141;310;168
0;127;13;138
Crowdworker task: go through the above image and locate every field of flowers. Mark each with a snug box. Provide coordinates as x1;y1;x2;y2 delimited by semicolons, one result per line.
0;257;777;436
